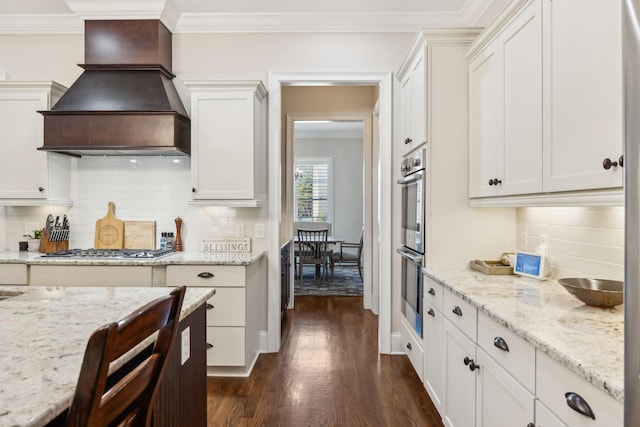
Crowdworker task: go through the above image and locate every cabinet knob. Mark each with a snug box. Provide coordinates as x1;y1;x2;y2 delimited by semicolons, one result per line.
452;305;463;316
428;287;436;296
493;336;510;352
565;392;595;419
464;356;471;365
192;187;197;193
463;356;479;371
406;342;412;351
427;308;435;317
527;423;535;427
488;178;502;186
602;158;618;170
38;187;44;192
404;138;413;145
197;272;214;279
206;303;214;310
619;155;624;167
206;343;214;349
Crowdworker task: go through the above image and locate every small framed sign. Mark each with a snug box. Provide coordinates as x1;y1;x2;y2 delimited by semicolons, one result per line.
201;237;251;253
513;251;549;280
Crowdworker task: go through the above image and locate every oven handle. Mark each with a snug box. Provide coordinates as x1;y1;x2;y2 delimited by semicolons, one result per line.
397;248;423;264
397;170;424;185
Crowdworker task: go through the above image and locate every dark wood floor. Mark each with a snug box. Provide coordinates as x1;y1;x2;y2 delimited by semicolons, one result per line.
206;296;444;426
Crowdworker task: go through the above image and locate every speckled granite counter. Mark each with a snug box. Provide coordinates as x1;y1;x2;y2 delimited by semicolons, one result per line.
0;286;214;427
425;268;623;403
0;250;265;266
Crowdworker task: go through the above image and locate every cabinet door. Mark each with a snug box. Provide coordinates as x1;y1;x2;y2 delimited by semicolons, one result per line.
535;400;566;427
542;0;623;192
476;348;534;427
410;50;427;147
0;92;49;199
443;319;477;427
469;41;503;198
423;303;445;413
400;74;415;156
501;0;543;195
191;91;256;200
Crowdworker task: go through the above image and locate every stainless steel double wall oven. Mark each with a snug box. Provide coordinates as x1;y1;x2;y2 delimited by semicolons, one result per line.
397;148;426;338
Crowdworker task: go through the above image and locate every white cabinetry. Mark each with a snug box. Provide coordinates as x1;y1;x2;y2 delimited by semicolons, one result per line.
186;81;267;207
469;0;542;198
542;0;623;192
0;264;27;285
423;276;445;412
29;265;158;286
398;49;427;157
166;259;265;376
400;317;424;381
0;82;71;205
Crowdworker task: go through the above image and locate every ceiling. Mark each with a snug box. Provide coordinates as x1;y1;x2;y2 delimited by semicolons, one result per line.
0;0;504;33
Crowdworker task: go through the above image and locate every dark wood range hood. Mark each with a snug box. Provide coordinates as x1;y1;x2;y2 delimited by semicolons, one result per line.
39;20;190;157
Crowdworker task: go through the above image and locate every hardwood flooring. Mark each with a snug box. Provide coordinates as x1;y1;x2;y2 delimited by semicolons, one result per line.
206;296;444;426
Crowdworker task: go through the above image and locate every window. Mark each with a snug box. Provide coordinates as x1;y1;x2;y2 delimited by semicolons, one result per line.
294;157;333;222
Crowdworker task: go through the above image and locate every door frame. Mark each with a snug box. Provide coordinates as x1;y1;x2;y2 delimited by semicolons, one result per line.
286;113;373;310
266;72;393;354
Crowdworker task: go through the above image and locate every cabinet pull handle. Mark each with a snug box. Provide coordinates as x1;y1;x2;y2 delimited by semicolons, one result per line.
406;342;412;351
192;187;197;193
428;287;436;296
493;336;510;352
452;305;463;316
619;155;624;167
38;187;45;192
404;137;412;145
565;392;595;420
427;308;435;317
206;343;214;349
197;272;214;278
602;158;618;170
206;303;214;310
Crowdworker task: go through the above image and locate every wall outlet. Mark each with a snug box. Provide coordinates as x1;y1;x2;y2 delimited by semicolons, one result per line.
181;327;190;365
255;223;265;239
539;234;548;248
520;232;528;251
236;224;245;237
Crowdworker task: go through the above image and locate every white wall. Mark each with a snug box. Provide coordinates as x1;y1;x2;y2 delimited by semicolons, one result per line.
516;207;624;281
294;138;363;243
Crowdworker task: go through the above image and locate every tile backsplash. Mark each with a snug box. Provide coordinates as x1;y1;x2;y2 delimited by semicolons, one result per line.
516;207;624;281
1;157;268;253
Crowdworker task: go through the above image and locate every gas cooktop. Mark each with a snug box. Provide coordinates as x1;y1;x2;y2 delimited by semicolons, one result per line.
40;248;175;259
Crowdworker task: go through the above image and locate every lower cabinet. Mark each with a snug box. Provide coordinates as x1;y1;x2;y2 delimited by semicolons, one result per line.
400;317;424;380
29;265;157;286
535;400;566;427
166;258;266;376
423;299;445;413
0;263;27;285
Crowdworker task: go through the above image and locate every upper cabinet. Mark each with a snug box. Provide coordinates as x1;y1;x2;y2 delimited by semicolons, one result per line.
0;82;72;206
467;0;623;206
186;81;267;207
542;0;623;192
398;48;427;157
469;0;542;198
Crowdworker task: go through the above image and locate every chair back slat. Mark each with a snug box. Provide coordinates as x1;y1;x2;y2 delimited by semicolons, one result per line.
66;286;186;427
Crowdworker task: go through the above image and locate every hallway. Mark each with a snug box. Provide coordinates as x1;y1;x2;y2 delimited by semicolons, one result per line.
207;296;443;426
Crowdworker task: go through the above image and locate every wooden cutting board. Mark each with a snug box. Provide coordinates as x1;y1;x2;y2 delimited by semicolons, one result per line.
94;201;124;249
124;221;156;249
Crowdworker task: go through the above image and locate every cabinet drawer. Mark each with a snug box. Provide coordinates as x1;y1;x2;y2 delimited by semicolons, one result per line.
400;318;424;381
166;265;245;287
0;264;27;285
443;289;477;341
536;351;623;427
206;326;245;366
423;274;444;313
477;311;535;392
206;287;245;327
30;265;153;287
535;400;566;427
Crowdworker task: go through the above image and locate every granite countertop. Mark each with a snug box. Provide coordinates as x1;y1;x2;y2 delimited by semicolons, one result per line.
0;286;215;427
425;268;623;403
0;250;265;266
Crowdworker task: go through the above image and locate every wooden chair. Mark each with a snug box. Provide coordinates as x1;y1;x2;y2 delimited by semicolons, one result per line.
333;226;364;280
65;286;186;427
297;228;331;281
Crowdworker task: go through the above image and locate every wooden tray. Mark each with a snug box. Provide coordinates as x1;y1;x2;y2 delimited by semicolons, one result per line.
469;259;514;275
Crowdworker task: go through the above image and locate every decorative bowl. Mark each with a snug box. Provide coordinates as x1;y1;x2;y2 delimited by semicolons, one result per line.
557;278;623;308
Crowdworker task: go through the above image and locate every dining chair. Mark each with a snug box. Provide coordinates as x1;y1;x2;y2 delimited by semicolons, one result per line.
65;286;186;427
297;228;331;281
333;226;364;280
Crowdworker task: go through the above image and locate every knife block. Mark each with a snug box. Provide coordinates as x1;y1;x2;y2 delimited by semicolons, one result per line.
39;229;69;254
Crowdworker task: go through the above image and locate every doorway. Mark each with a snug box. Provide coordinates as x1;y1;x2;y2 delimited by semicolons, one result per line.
266;72;393;354
288;116;369;302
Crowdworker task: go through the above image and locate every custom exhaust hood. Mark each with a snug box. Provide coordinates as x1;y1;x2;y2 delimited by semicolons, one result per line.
39;20;190;156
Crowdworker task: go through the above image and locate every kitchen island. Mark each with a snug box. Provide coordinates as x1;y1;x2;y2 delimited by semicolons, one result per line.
0;286;214;427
